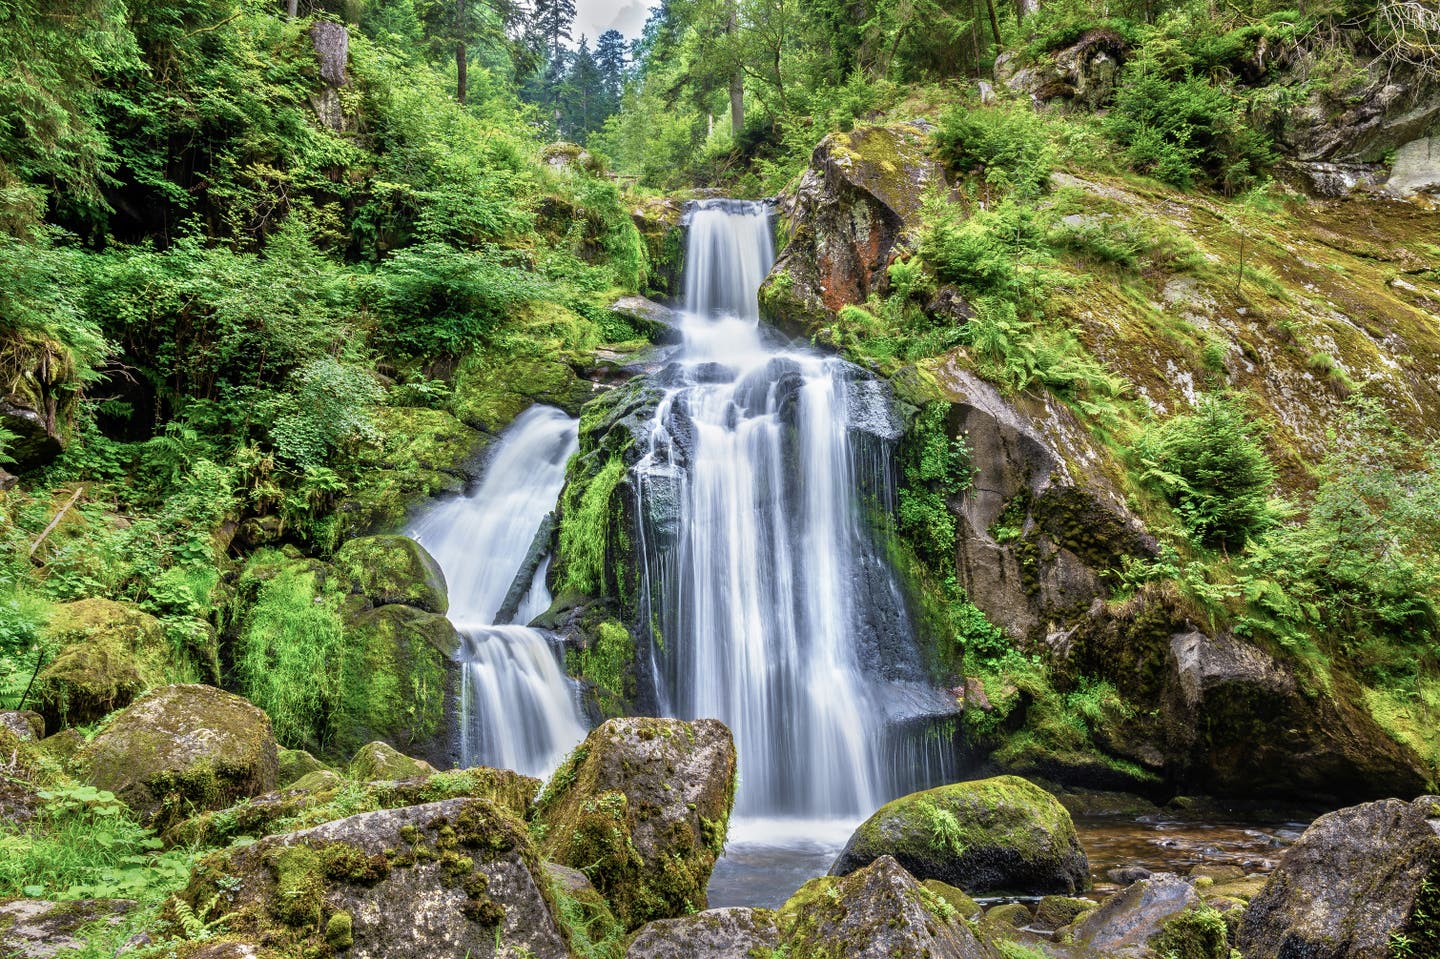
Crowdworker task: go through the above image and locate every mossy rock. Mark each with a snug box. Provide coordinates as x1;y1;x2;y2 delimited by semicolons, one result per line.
1033;894;1095;931
175;798;569;959
1150;905;1230;959
33;598;169;729
777;855;991;959
346;741;436;782
830;775;1089;896
451;353;593;434
74;684;278;830
171;765;543;848
332;535;449;614
535;717;736;931
362;406;484;476
977;902;1033;945
921;879;981;921
626;906;780;959
1072;873;1201;953
277;749;327;787
545;862;627;959
0;710;44;741
0;899;137;957
334;468;465;541
332;603;458;757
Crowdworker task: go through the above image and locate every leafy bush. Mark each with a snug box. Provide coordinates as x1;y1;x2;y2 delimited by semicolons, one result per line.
936;102;1056;196
1136;394;1277;549
267;359;384;468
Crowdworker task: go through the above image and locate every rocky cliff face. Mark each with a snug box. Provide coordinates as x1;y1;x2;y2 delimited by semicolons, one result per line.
759;117;1440;802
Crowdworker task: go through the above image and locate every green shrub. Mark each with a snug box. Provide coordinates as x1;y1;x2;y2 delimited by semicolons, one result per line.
935;102;1056;196
1136;393;1276;549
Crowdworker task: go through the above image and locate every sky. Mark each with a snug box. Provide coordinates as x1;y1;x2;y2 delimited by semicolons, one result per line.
573;0;661;43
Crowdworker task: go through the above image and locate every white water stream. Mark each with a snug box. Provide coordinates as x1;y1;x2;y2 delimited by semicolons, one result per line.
410;405;588;779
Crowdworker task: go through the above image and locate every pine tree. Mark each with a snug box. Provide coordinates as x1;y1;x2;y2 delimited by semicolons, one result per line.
532;0;577;53
595;29;627;101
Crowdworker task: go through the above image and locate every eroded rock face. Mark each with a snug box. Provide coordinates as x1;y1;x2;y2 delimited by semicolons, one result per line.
178;798;569;959
908;358;1155;642
781;856;992;959
999;29;1128;110
830;775;1089;896
536;717;736;930
1238;796;1440;959
760;125;945;338
75;684;277;827
626;907;780;959
1277;59;1440;164
0;398;62;472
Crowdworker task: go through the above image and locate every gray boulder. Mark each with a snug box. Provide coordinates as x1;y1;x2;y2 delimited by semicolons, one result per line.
626;907;779;959
176;798;568;959
0;900;135;959
1238;795;1440;959
1071;873;1200;954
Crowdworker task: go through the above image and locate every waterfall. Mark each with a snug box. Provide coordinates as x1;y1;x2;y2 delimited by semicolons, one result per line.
633;200;955;820
410;405;588;779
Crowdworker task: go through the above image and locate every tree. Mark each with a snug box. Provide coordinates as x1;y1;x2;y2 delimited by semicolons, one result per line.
558;37;605;139
533;0;577;52
596;28;628;100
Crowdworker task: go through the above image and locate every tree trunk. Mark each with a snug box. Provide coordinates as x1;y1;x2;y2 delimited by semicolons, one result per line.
728;0;744;137
286;0;298;17
985;0;1003;45
455;0;467;104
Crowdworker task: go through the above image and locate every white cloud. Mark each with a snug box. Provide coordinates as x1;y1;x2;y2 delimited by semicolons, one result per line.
573;0;658;43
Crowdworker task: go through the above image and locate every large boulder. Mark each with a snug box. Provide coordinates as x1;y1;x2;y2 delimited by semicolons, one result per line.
347;740;437;782
626;907;780;959
33;598;168;729
760;124;946;338
0;899;136;959
74;684;277;827
1237;796;1440;959
831;775;1089;896
176;798;569;959
1070;873;1201;954
780;855;992;959
999;29;1128;110
332;534;449;614
536;717;736;930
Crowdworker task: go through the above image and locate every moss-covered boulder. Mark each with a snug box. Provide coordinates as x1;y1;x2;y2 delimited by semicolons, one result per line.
545;862;627;958
346;741;437;782
176;798;569;959
1071;873;1201;954
1034;894;1096;931
626;907;780;959
332;535;449;614
451;352;593;435
333;603;459;756
830;775;1088;896
277;748;327;787
1150;905;1230;959
170;765;542;848
778;855;991;959
74;684;277;828
536;717;736;930
0;899;136;959
0;710;44;741
33;598;168;729
1238;796;1440;959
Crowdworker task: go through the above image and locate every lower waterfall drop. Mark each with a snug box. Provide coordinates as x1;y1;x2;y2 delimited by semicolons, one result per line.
410;405;588;779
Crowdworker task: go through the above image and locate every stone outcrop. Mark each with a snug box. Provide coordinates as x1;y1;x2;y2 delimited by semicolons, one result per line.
308;20;349;132
332;534;449;614
1071;873;1201;954
0;900;136;959
176;798;569;959
830;775;1089;896
74;684;278;827
1238;795;1440;959
781;856;992;959
998;29;1128;110
536;717;736;930
33;598;169;729
760;124;946;338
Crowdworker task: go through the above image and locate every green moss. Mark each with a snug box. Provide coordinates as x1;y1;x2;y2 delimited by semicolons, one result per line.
570;619;635;718
324;910;353;949
557;454;627;596
922;879;981;921
1150;906;1229;959
33;599;170;729
333;604;455;756
548;870;626;959
450;351;592;434
331;535;449;615
346;742;433;782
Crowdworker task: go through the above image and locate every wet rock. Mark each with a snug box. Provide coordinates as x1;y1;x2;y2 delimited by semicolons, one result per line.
1072;873;1200;953
0;467;17;491
0;899;136;959
347;741;437;782
1189;863;1246;883
332;534;449;614
1108;866;1154;885
610;295;684;345
176;798;569;959
831;775;1089;895
1237;795;1440;959
760;124;945;338
780;855;991;959
0;710;44;741
33;598;168;730
923;879;982;921
536;717;736;930
75;684;278;827
308;20;349;132
1034;894;1095;931
626;907;780;959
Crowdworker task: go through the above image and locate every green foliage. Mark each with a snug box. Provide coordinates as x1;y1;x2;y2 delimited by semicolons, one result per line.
267;359;385;468
234;561;348;751
897;403;971;573
917;799;966;855
571;620;635;718
936;102;1056;195
1136;393;1277;549
0;785;196;902
558;454;627;596
0;590;52;709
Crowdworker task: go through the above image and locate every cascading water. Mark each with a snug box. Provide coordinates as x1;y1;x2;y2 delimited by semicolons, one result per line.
410;405;588;779
633;200;959;831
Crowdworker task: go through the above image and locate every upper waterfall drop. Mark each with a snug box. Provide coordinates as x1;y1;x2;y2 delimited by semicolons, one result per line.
632;200;951;820
410;404;588;779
